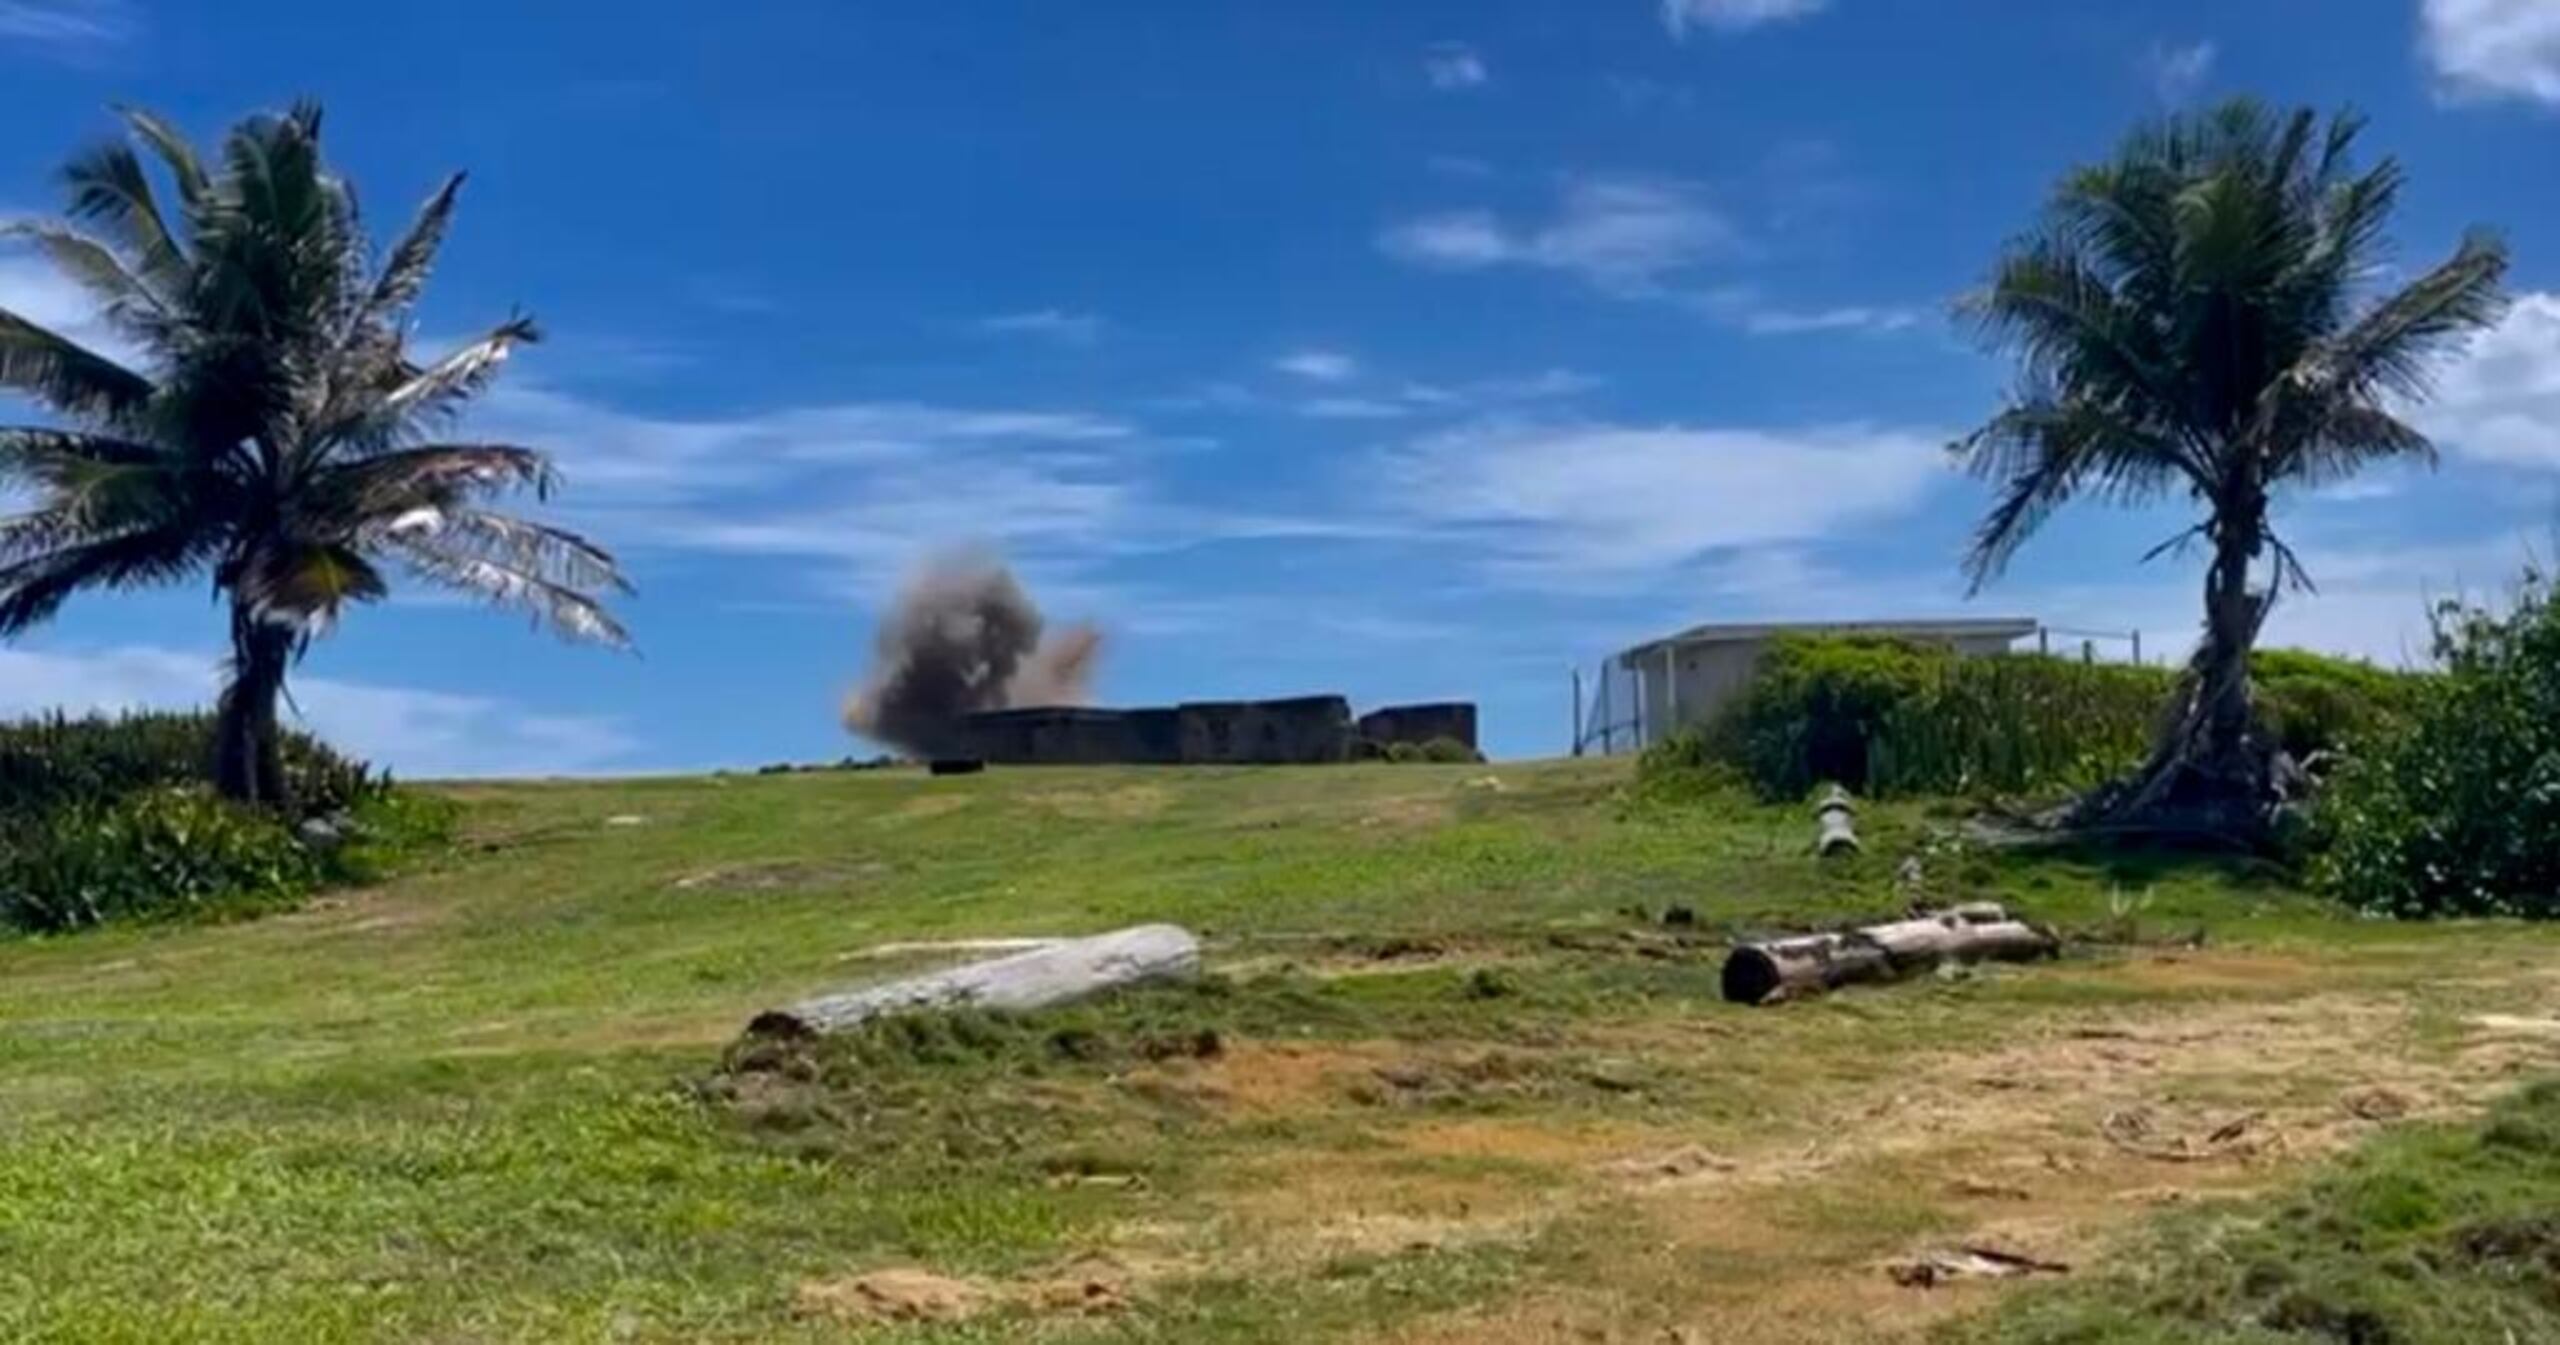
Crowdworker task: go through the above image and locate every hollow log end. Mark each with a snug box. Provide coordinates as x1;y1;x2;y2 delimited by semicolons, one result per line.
1720;948;1786;1005
743;1009;817;1040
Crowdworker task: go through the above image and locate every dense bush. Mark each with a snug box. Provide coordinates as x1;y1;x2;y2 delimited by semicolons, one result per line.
2316;579;2560;918
2252;647;2423;760
0;711;385;823
0;712;435;935
1669;636;2168;800
1640;636;2428;804
0;788;317;933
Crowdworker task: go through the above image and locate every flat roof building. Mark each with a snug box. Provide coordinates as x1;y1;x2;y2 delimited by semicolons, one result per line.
1598;617;2039;750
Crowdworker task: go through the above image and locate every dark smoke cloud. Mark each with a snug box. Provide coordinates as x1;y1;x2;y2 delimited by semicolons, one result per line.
843;551;1103;758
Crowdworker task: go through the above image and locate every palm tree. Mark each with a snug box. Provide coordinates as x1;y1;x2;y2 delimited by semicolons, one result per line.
0;104;629;808
1957;99;2507;835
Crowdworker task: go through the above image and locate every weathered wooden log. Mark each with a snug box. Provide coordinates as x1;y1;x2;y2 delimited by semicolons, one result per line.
747;923;1201;1037
1814;785;1860;857
1720;905;2056;1004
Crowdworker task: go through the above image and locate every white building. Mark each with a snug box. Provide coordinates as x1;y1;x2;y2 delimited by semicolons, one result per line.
1597;617;2040;750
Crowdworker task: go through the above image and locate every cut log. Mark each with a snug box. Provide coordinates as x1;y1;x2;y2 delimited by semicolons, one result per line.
1814;785;1860;857
747;923;1201;1037
1721;905;2056;1005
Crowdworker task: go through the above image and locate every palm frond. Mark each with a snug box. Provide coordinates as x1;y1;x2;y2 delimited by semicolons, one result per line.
1953;397;2186;589
378;318;539;427
378;502;626;593
57;137;187;294
116;107;210;217
0;219;170;321
0;524;207;634
358;173;464;326
0;307;154;421
388;535;630;647
2324;231;2511;404
316;443;552;517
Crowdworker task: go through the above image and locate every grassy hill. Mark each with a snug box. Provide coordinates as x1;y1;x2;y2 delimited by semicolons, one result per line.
2;759;2555;1341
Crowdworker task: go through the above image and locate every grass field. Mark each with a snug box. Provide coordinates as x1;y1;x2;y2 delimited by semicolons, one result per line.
1;758;2556;1342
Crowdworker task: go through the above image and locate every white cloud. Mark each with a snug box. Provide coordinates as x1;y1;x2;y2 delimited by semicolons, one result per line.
0;0;132;52
972;308;1106;345
1379;176;1737;295
1297;396;1412;420
2423;0;2560;104
1378;419;1950;581
1274;349;1358;382
1739;303;1924;335
1423;42;1489;90
1661;0;1827;39
469;381;1135;499
2144;39;2218;104
0;644;635;778
2413;290;2560;468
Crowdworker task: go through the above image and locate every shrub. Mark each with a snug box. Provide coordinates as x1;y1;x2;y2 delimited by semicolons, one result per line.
0;788;316;933
0;711;385;823
2315;577;2560;918
1667;635;2168;801
2252;647;2424;760
0;712;438;935
1417;736;1481;764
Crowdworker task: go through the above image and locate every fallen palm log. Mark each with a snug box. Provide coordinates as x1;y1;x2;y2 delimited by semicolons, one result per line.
1814;785;1860;857
1721;904;2056;1004
746;923;1201;1037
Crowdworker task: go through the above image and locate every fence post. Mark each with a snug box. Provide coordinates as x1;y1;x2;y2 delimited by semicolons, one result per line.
1571;668;1584;757
2038;626;2050;657
2131;630;2142;665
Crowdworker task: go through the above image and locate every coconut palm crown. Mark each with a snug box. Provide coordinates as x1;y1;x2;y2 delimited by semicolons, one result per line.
0;103;629;806
1955;98;2507;832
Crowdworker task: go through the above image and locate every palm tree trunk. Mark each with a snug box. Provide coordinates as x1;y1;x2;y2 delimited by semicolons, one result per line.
212;603;294;810
2086;503;2276;837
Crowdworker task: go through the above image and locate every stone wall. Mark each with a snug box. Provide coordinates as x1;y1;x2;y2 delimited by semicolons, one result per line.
1176;696;1354;764
1356;702;1479;752
960;694;1470;766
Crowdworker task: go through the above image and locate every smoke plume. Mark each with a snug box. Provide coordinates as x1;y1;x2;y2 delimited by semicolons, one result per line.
843;552;1103;759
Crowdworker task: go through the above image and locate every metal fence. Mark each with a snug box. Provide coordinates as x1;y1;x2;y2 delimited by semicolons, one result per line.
1569;657;1647;757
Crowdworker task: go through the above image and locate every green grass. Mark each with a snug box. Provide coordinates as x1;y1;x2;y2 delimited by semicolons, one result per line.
1954;1080;2560;1344
0;759;2551;1341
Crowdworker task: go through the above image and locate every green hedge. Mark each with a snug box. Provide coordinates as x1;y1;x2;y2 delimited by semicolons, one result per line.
2316;580;2560;918
1650;635;2166;800
1641;636;2422;803
0;711;384;823
0;713;440;935
2253;647;2423;760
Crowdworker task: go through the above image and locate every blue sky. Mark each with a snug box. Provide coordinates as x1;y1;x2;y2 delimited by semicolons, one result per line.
3;0;2559;772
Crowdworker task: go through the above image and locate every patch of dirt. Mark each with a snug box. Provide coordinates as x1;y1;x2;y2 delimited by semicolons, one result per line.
1212;1150;1555;1264
793;1254;1151;1325
1023;785;1171;821
1363;951;2560;1344
886;794;972;823
671;859;891;893
1125;1039;1403;1115
1357;794;1455;833
795;1267;989;1323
